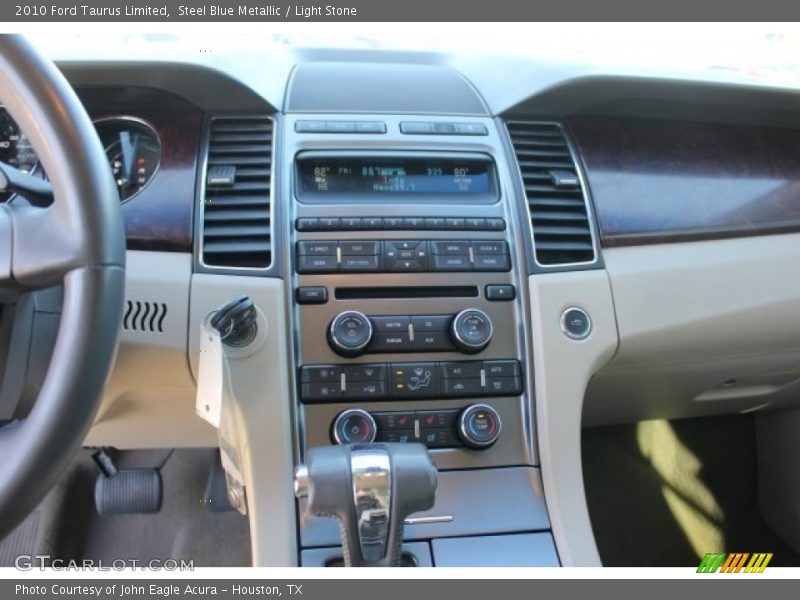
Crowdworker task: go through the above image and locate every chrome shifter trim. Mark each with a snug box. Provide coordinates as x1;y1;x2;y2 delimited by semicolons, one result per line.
350;445;392;563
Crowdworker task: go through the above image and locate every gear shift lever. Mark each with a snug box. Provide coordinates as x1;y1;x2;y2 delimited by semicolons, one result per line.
295;443;437;567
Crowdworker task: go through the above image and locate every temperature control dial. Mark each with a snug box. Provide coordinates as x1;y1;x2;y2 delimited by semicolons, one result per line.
331;409;377;445
328;311;374;357
457;404;502;449
450;309;493;354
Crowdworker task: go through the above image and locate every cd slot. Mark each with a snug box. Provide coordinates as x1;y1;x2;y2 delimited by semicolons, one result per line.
335;286;478;300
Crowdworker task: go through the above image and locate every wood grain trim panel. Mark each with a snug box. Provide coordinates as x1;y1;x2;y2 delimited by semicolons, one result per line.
566;116;800;247
78;87;202;253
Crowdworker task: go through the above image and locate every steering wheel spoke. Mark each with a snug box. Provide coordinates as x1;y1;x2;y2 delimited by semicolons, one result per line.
0;202;82;294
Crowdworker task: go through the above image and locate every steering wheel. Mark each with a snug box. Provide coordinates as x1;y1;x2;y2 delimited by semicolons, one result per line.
0;35;125;537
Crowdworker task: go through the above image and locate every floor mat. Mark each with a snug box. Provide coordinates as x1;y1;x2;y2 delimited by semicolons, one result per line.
48;448;251;567
0;510;40;567
582;414;800;567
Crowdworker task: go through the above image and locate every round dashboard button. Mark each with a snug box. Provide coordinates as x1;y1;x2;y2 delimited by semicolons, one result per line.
458;404;502;449
450;309;493;353
332;409;377;445
561;307;592;340
328;311;373;357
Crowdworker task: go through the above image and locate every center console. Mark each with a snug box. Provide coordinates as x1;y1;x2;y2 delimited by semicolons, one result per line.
285;114;557;567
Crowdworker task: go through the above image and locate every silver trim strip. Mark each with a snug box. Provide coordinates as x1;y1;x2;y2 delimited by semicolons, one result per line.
404;515;454;525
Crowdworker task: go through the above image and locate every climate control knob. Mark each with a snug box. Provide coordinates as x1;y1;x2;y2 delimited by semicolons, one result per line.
328;311;373;357
331;409;377;445
450;309;493;354
457;404;502;449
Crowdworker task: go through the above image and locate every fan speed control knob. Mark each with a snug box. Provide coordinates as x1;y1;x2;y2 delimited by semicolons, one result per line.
458;404;502;449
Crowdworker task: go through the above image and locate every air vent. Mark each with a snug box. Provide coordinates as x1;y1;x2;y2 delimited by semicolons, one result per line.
201;117;273;269
507;122;596;266
123;300;167;333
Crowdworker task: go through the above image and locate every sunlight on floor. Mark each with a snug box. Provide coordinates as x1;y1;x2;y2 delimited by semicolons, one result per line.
636;419;725;557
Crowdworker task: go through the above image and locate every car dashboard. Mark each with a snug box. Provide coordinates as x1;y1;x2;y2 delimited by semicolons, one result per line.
5;49;800;567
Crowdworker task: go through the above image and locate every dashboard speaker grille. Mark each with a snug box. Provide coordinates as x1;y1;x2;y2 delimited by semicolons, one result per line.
200;116;273;269
507;122;596;266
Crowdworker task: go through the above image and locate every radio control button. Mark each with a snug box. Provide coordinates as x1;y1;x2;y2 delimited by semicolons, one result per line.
295;120;327;133
456;123;488;136
484;218;506;231
432;255;471;271
443;217;465;230
298;255;338;273
424;217;446;229
296;286;328;304
473;254;511;271
399;121;433;134
389;259;426;272
328;311;373;357
370;332;412;352
354;121;387;134
340;217;363;230
403;217;426;229
383;217;403;229
472;241;508;255
465;218;485;230
410;315;450;332
372;316;410;332
325;121;356;133
430;240;470;255
363;217;383;229
296;217;320;231
485;284;515;301
340;256;380;272
297;241;337;255
339;241;379;255
318;217;341;230
411;331;453;351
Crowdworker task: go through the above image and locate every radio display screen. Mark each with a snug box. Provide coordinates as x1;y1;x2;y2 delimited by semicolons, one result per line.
296;157;493;196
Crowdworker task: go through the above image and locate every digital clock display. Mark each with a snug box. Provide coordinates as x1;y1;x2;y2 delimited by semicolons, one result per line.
297;157;493;195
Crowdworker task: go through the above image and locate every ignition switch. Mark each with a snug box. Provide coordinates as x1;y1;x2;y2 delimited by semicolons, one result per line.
209;296;258;347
